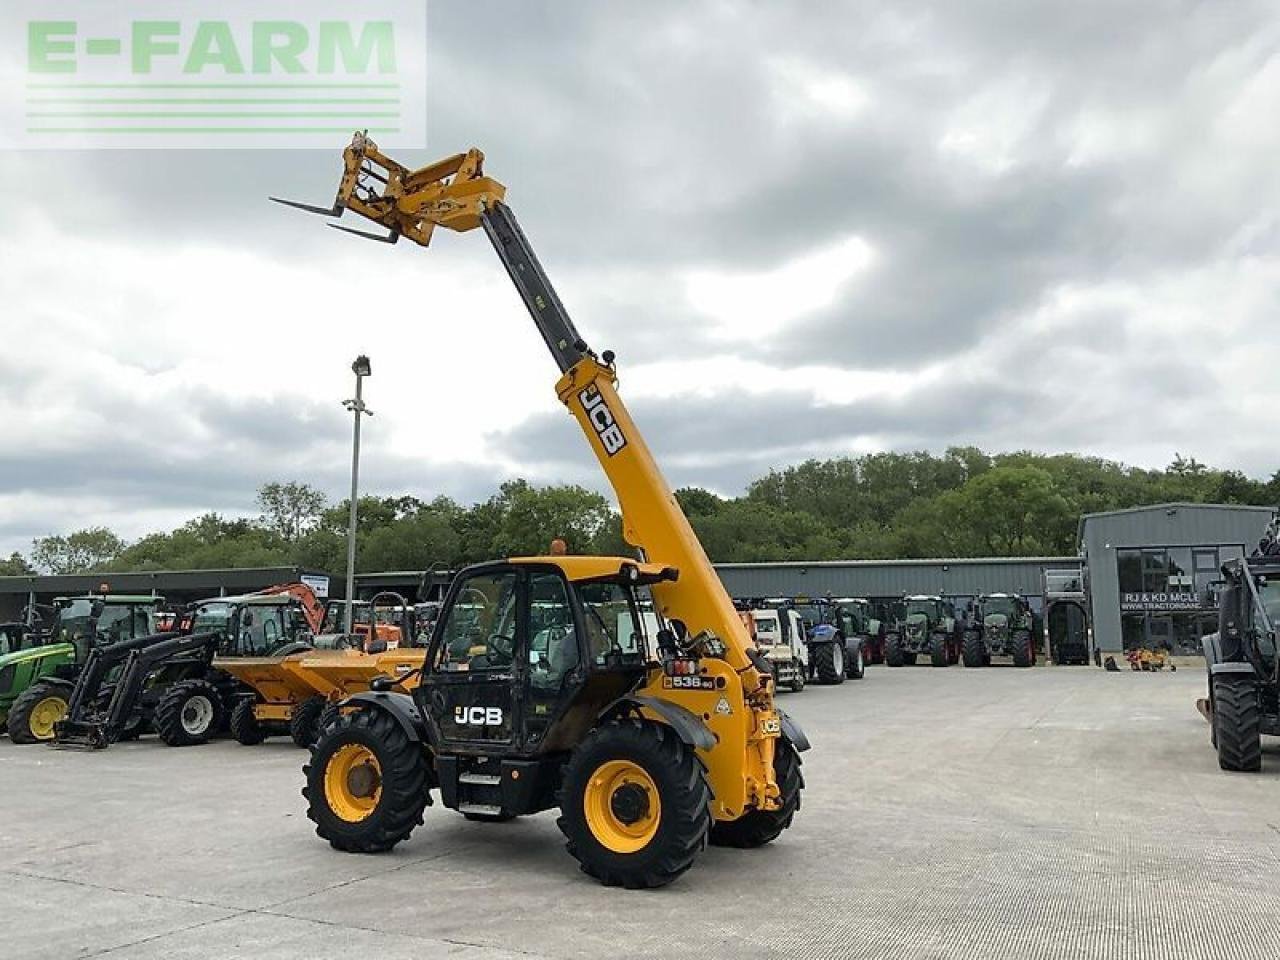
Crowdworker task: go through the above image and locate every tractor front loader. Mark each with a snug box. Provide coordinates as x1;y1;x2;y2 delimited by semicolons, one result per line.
274;137;809;888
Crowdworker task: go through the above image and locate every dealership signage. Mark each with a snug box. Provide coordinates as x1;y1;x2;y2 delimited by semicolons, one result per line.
1119;592;1203;613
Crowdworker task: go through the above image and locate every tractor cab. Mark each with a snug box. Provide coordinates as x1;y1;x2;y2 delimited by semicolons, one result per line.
0;622;30;657
316;593;414;650
50;595;161;661
416;557;673;757
192;594;314;657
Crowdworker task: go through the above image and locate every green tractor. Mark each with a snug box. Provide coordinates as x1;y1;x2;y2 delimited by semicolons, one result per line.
1;595;161;743
884;595;961;667
962;593;1037;668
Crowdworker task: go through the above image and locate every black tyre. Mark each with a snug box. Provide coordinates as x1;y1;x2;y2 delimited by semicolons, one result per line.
290;697;327;749
155;679;224;746
230;698;267;746
7;681;72;744
317;702;341;738
790;663;806;692
709;737;803;848
1212;676;1262;772
929;633;948;667
962;631;984;668
557;719;711;889
1012;632;1033;668
885;634;905;668
304;707;429;853
811;642;845;685
846;643;865;680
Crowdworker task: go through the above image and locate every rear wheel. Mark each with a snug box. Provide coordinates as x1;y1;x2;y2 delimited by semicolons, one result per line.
885;634;905;668
811;642;845;685
229;698;267;746
155;679;223;746
558;720;711;889
790;662;806;692
8;682;71;744
1212;676;1262;772
709;737;803;848
929;633;949;667
305;708;429;853
290;697;327;748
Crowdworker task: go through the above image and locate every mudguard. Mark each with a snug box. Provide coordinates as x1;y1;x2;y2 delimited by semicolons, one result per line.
344;690;428;742
1201;632;1223;666
605;694;715;752
1210;661;1256;678
778;709;810;752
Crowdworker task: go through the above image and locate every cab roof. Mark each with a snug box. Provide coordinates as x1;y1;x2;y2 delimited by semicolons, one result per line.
508;556;678;585
57;594;161;605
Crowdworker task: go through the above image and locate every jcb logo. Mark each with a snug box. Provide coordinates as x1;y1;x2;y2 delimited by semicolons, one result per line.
579;385;627;456
454;706;503;726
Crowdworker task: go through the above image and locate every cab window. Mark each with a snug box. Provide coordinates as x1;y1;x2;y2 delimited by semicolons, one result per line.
437;571;519;672
530;573;578;689
579;581;646;668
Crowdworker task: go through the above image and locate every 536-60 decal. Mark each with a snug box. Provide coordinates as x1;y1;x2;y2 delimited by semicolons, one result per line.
662;676;716;691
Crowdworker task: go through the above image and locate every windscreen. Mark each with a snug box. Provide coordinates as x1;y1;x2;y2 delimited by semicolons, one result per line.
982;597;1017;618
905;600;938;619
579;581;647;667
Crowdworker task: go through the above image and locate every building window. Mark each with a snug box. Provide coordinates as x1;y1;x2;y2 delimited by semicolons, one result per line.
1117;550;1143;594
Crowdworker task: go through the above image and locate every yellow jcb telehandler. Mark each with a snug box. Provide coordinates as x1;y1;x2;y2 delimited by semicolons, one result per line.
273;136;809;888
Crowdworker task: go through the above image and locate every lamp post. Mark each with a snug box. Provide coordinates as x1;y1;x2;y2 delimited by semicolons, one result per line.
343;355;373;635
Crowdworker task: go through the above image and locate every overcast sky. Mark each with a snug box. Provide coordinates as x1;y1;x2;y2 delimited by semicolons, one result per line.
1;0;1278;556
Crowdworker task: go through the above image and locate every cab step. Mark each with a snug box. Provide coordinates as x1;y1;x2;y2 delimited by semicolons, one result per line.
458;772;502;786
458;803;504;817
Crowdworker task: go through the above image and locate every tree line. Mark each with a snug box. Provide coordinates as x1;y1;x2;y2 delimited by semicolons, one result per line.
4;449;1277;577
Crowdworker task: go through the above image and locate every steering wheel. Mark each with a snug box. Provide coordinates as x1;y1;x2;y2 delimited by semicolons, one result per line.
488;633;515;662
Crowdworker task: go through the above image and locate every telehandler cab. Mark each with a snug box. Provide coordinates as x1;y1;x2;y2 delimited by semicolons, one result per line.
276;136;808;888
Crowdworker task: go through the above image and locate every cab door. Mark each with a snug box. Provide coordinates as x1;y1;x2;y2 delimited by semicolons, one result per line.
419;566;523;749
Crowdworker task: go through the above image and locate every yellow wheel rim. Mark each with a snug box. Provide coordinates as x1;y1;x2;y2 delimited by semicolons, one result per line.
323;743;383;823
584;759;661;854
29;695;68;740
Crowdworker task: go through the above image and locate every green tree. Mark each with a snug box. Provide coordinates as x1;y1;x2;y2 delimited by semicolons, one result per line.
31;527;126;574
257;481;328;541
0;552;34;576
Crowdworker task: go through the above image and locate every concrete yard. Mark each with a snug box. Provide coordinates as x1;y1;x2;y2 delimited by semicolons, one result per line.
3;666;1279;960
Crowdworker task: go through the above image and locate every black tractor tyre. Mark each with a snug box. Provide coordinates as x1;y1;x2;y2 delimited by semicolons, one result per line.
846;643;865;680
929;633;949;667
317;702;342;738
790;664;806;692
709;737;804;849
1212;677;1262;772
155;679;224;747
290;697;328;749
962;631;984;668
557;719;712;889
811;642;845;685
885;634;905;668
1012;632;1034;668
7;681;72;744
229;698;267;746
304;707;430;853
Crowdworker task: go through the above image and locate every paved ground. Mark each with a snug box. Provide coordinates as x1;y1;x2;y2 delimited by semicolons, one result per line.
3;666;1279;959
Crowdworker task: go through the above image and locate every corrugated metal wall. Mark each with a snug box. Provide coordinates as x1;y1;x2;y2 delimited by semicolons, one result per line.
715;558;1080;602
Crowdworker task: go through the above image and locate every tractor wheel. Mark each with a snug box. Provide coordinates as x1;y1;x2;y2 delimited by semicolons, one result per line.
7;681;71;744
1012;632;1034;668
290;697;327;748
305;707;429;853
811;642;845;685
317;702;342;738
557;719;711;889
846;643;865;680
229;698;267;746
790;665;806;692
1212;676;1262;772
885;634;905;668
709;737;803;848
929;634;949;667
962;631;984;668
155;679;224;746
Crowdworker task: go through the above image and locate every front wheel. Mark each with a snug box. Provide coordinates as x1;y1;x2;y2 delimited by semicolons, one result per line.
1012;632;1033;668
1212;676;1261;772
229;698;267;746
290;697;328;748
709;737;803;848
929;633;949;667
885;634;905;668
304;708;430;853
811;642;845;685
557;720;711;889
962;631;984;668
846;643;865;680
155;679;224;746
7;681;71;744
